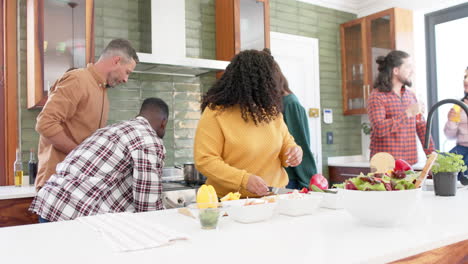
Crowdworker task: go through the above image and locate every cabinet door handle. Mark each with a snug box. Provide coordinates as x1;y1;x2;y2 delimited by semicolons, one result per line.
364;85;369;107
340;173;360;177
361;85;367;104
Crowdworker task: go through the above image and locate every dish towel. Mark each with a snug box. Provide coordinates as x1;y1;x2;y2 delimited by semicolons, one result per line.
77;212;189;252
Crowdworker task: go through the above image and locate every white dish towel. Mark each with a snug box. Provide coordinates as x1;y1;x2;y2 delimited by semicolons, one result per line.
77;212;189;252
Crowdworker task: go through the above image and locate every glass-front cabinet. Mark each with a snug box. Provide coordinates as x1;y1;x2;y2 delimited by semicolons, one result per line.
215;0;270;62
341;18;367;115
367;12;392;84
340;8;413;115
27;0;94;109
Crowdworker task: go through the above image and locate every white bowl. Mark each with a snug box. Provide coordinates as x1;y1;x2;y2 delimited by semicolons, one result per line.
308;190;344;209
223;199;277;224
277;194;322;216
341;188;422;227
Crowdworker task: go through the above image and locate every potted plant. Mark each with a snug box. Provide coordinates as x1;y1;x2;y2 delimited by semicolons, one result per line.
361;122;372;160
431;152;467;196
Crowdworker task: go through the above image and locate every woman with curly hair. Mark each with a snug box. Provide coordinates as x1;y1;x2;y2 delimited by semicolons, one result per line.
194;49;303;197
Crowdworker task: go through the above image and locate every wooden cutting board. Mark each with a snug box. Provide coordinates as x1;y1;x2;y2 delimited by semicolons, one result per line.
414;152;438;188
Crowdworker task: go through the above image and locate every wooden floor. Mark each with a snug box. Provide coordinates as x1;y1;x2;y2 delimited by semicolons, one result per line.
390;239;468;264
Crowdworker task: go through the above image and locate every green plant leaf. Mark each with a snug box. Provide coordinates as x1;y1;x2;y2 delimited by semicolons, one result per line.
431;151;467;174
361;122;372;135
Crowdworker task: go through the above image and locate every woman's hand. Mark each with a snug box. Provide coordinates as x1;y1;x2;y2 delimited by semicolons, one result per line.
448;108;457;120
246;175;269;196
284;146;303;167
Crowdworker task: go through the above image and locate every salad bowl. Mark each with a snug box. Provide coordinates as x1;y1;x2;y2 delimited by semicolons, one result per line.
341;187;422;227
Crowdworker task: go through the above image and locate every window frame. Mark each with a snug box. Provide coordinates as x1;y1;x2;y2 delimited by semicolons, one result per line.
425;2;468;149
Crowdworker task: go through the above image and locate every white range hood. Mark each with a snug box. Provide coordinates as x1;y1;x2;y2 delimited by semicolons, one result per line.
134;0;228;77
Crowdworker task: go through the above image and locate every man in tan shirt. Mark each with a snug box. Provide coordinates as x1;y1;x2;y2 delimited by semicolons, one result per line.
35;39;139;190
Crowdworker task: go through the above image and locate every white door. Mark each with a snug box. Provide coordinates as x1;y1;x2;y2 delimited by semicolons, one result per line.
270;32;322;173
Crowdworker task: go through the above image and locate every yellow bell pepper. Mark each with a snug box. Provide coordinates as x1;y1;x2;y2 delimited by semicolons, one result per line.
196;184;219;209
220;192;241;202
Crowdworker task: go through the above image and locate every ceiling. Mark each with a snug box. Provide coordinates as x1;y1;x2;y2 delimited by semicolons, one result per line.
297;0;468;17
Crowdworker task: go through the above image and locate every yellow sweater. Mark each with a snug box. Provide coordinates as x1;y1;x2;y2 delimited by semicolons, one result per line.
194;106;298;197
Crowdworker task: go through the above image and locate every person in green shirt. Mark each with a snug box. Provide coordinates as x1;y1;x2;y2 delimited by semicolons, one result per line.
276;63;318;189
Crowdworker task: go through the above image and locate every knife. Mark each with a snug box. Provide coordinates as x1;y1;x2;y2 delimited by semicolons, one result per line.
267;187;278;194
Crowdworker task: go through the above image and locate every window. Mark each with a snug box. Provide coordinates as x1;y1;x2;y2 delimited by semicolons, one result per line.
426;2;468;149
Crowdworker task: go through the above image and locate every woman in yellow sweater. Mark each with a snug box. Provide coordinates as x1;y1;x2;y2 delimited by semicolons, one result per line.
194;49;303;198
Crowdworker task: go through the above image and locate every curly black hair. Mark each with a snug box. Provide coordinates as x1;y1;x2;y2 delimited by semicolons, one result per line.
374;50;410;92
201;49;282;125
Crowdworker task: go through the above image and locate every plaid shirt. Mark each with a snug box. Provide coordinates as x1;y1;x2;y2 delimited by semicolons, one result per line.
367;87;434;165
29;117;165;221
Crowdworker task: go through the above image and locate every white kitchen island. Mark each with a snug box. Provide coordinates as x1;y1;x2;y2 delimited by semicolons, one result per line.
0;189;467;264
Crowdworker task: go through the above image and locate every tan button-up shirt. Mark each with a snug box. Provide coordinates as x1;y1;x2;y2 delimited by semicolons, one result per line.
35;64;109;190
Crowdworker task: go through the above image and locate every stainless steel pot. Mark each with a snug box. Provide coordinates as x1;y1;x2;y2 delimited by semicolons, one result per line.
183;163;206;185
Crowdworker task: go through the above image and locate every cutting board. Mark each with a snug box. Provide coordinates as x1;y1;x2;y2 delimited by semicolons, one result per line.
369;152;395;173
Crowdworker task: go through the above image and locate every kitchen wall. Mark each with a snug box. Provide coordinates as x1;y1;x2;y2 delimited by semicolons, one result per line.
17;0;217;168
270;0;360;174
17;0;360;177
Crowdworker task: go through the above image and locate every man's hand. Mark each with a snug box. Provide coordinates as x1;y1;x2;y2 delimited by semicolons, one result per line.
406;103;422;117
246;175;269;196
44;131;78;154
284;146;303;167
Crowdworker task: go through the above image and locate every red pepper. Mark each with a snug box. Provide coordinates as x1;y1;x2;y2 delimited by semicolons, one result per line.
345;181;358;190
309;173;328;190
299;187;309;193
394;159;412;172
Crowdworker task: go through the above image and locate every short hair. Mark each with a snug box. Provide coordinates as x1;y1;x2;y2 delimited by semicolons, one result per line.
139;98;169;119
100;38;139;63
373;50;410;92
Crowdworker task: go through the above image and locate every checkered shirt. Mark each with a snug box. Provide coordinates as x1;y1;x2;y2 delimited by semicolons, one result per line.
29;117;165;221
367;87;434;165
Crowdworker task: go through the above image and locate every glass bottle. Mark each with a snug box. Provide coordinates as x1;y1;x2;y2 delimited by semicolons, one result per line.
28;149;38;185
14;149;23;187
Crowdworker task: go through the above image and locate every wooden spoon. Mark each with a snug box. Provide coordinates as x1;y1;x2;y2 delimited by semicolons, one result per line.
414;152;438;188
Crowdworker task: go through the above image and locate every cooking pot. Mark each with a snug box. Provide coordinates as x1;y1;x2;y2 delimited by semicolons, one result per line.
183;163;206;185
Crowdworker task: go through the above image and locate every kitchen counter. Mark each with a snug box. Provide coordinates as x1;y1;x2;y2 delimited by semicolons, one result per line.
0;182;196;227
0;185;36;200
0;189;466;264
0;182;193;200
328;155;426;170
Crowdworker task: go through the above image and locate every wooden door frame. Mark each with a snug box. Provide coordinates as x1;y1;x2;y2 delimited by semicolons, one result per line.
0;0;4;185
1;0;18;186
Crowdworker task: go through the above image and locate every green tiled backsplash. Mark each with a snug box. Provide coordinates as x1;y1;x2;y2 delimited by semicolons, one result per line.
17;0;359;177
271;0;360;177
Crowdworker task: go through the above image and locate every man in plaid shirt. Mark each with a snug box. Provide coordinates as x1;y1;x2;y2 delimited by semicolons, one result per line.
367;50;434;165
30;98;168;222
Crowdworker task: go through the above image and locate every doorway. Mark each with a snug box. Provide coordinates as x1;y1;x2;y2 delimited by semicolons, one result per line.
426;2;468;151
270;32;322;172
